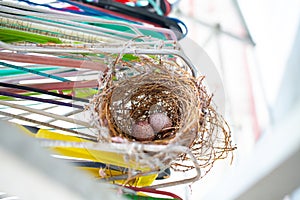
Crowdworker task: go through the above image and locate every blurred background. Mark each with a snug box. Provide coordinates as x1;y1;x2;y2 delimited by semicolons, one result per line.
169;0;300;199
1;0;300;199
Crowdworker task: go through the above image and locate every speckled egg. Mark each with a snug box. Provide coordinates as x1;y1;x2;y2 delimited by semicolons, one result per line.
131;120;155;141
149;113;172;133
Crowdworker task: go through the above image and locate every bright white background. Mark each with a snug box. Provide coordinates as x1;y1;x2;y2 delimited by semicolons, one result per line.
168;0;300;199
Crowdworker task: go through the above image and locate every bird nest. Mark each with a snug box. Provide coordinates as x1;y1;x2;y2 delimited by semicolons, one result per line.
88;53;235;174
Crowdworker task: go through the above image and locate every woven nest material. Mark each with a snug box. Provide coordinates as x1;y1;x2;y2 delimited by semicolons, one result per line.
89;53;235;175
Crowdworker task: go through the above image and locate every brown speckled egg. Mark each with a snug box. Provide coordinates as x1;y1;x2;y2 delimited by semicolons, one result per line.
149;113;172;133
131;120;155;141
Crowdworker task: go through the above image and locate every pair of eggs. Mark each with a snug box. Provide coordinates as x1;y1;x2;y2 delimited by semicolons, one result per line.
131;113;172;141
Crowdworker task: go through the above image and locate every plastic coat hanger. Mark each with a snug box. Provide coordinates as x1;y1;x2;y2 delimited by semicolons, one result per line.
0;1;177;40
65;0;187;39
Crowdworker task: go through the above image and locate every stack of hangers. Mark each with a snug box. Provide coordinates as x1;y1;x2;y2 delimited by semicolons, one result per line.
0;0;192;199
